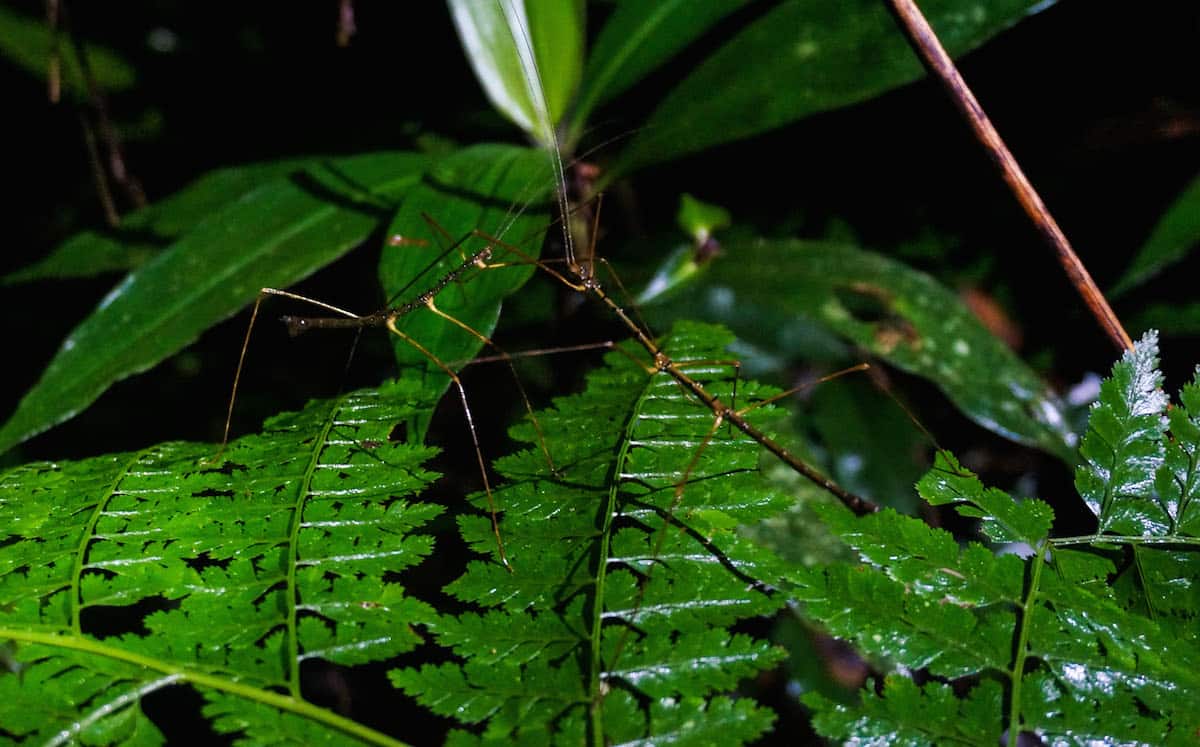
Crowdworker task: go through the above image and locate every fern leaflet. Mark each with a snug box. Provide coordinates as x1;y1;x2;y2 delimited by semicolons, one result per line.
0;381;443;745
392;322;794;744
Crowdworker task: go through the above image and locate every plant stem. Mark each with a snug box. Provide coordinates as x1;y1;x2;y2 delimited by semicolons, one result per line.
1008;539;1047;741
1;627;409;747
886;0;1133;352
1050;533;1200;547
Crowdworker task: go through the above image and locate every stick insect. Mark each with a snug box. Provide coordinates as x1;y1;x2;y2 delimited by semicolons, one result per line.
219;148;575;572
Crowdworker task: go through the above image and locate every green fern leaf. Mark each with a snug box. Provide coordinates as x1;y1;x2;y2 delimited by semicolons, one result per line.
805;676;1004;747
391;322;791;744
0;380;442;745
797;333;1200;745
1076;330;1170;535
1158;367;1200;534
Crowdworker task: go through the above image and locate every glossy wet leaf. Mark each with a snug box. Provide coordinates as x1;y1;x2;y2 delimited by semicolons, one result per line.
378;144;553;413
0;382;442;745
1111;171;1200;296
650;238;1077;462
372;145;552;499
806;677;1004;747
3;157;328;285
568;0;746;138
392;322;790;743
449;0;577;146
525;0;585;132
0;4;135;96
796;432;1200;743
794;337;1200;743
1075;331;1170;535
0;152;428;455
616;0;1055;173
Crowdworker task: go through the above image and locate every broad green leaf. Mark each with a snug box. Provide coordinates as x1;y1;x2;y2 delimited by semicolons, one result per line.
615;0;1055;173
568;0;747;139
1075;331;1170;535
1111;172;1200;296
393;322;790;744
448;0;577;146
3;158;328;285
648;239;1077;462
379;144;552;409
0;5;135;96
807;377;926;513
0;382;441;745
0;152;428;455
526;0;585;131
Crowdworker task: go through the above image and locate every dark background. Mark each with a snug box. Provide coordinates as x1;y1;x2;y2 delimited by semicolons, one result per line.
2;1;1198;743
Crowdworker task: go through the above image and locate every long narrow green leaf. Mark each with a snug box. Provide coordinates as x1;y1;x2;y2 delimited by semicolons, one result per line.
648;239;1077;462
615;0;1055;173
0;381;441;745
1111;171;1200;296
3;158;329;286
0;152;428;455
379;144;552;404
448;0;574;147
568;0;747;140
392;322;790;744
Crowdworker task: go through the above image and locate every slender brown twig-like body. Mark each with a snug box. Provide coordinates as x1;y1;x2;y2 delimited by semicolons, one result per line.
221;246;524;571
886;0;1132;351
471;220;881;518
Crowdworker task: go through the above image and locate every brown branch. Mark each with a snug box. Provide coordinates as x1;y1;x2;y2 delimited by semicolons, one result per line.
886;0;1133;352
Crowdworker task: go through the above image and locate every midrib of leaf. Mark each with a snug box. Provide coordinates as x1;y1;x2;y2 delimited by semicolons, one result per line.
586;364;658;746
0;627;408;747
70;449;146;633
1050;533;1200;547
1009;539;1047;739
284;396;340;696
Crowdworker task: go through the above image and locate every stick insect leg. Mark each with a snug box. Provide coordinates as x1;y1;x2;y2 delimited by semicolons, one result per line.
734;363;871;417
385;316;513;573
217;287;363;458
423;298;559;476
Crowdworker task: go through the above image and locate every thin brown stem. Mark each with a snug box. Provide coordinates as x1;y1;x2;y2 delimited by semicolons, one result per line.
886;0;1132;352
46;0;61;103
79;111;119;227
63;0;146;209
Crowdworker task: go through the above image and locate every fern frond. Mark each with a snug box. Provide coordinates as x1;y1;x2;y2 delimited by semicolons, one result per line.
798;331;1200;745
1075;330;1170;535
0;381;442;745
392;322;793;744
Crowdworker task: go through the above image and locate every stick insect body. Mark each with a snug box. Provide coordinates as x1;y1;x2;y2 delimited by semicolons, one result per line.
223;243;523;570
